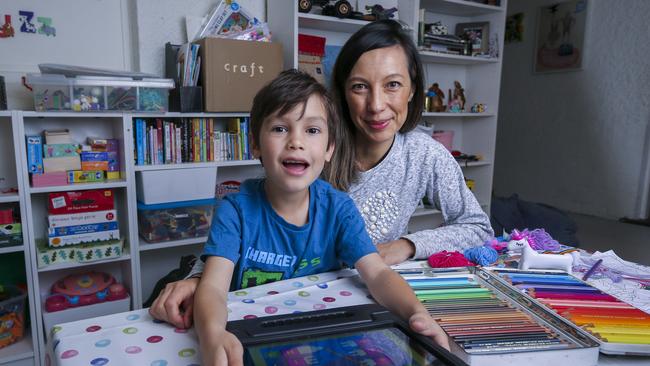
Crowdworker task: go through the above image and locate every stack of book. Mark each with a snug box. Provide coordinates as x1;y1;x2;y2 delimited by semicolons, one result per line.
28;129;120;187
421;33;467;55
38;189;123;268
133;117;252;165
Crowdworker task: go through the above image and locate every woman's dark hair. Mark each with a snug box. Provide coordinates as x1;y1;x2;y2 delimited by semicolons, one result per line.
331;19;425;134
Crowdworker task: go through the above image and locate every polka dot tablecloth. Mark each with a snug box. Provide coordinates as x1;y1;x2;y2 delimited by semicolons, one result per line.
49;266;392;366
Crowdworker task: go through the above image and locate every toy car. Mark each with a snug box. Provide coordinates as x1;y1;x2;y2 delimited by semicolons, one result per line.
298;0;352;18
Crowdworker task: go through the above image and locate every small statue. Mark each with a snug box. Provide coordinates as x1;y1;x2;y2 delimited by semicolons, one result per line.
427;83;445;112
450;81;465;112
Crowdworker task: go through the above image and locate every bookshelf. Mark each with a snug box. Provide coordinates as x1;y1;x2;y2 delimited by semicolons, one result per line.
4;110;263;365
269;0;507;234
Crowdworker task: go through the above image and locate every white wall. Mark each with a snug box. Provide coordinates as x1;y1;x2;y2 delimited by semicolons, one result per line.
134;0;266;76
494;0;650;219
0;0;136;110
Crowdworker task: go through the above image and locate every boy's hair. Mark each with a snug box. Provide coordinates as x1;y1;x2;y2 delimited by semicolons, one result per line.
250;69;355;191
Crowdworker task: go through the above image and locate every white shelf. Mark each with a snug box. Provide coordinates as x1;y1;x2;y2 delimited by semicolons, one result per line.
0;330;34;364
22;111;124;118
139;236;207;252
30;179;128;194
458;160;492;168
422;112;494;118
412;207;441;217
0;245;25;255
420;0;504;16
134;159;260;171
298;13;370;33
418;50;498;65
37;253;131;273
132;112;250;118
0;111;12;117
0;192;20;203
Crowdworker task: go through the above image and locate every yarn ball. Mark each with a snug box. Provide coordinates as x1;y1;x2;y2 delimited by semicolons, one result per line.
428;251;475;268
522;228;561;251
463;245;499;266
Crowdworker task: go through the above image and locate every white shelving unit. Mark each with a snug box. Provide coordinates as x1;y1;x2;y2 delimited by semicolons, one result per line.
126;112;263;311
269;0;506;232
5;110;263;365
0;111;38;366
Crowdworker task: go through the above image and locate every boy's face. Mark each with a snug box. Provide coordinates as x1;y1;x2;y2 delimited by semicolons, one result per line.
253;94;334;195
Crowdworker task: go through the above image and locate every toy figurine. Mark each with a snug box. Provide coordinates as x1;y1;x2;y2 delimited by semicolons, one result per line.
365;5;398;21
453;81;465;111
298;0;352;18
427;83;445;112
0;15;14;38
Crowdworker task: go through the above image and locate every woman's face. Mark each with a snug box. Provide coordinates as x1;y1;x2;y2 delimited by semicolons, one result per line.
345;45;413;148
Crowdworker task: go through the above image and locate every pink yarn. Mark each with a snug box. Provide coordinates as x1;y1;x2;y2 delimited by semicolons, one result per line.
428;250;475;268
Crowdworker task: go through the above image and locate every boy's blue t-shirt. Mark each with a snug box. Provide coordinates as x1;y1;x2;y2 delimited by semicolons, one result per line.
202;178;377;290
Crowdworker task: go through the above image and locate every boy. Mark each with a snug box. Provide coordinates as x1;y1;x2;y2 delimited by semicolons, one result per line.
194;70;449;365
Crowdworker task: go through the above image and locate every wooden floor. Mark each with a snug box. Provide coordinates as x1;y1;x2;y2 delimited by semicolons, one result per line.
570;213;650;266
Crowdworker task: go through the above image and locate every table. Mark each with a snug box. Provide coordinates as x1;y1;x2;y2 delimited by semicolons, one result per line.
49;262;650;366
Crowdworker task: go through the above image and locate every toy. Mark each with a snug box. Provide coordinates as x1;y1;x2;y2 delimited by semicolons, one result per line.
508;237;576;272
427;83;445;112
448;81;465;112
470;103;487;113
365;5;398;21
0;15;15;38
0;285;26;349
298;0;352;18
45;271;128;312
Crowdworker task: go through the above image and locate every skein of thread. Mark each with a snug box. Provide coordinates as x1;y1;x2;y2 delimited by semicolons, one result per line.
463;245;498;266
428;250;475;268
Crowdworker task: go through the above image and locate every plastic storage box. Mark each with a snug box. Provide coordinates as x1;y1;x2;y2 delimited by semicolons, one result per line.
26;74;174;112
136;167;217;204
137;199;215;243
0;285;27;349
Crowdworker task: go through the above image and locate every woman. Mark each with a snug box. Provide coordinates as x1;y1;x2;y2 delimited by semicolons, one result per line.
150;20;493;329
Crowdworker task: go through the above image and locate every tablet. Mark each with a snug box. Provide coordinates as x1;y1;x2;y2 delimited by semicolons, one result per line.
227;304;467;366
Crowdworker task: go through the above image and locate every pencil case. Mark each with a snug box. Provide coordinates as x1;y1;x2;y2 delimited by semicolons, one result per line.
487;267;650;356
397;267;600;366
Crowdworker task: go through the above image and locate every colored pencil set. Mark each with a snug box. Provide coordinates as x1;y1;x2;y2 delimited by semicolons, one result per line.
403;275;573;354
497;271;650;346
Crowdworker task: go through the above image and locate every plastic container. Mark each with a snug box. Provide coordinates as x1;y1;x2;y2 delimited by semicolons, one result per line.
0;285;26;349
137;199;215;243
136;167;217;204
432;130;454;152
26;74;174;112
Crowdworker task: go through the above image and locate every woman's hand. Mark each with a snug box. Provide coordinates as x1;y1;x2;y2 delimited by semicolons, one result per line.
409;312;450;351
149;278;199;329
376;238;415;265
200;330;244;366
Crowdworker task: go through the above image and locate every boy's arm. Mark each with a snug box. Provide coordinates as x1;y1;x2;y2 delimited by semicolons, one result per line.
355;253;450;350
194;256;244;366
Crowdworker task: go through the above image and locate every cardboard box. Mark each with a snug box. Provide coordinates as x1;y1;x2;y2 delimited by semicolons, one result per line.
43;156;81;173
48;229;120;247
26;136;44;174
48;209;117;228
48;189;115;215
197;38;283;112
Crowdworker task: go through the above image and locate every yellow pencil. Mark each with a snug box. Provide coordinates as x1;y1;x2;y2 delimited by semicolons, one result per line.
586;326;650;335
598;333;650;344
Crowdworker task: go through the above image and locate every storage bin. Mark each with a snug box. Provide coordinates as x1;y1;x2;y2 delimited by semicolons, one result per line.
0;285;26;349
136;167;217;204
137;199;215;243
26;74;174;112
432;130;454;152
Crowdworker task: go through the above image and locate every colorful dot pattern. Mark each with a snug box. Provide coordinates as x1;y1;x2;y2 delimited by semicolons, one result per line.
50;267;377;366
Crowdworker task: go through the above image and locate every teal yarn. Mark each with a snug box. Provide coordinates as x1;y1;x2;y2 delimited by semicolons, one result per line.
463;245;498;266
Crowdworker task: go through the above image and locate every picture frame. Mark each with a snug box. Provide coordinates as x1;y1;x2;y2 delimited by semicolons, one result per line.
455;22;490;56
534;0;588;73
